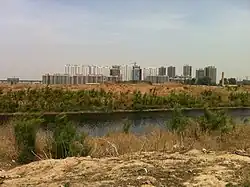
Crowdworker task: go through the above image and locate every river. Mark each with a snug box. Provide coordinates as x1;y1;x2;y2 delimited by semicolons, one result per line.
73;108;250;136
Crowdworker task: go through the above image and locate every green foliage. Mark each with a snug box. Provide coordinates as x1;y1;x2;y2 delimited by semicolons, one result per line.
51;115;91;159
197;76;212;85
0;86;250;113
168;106;189;133
166;106;235;140
122;121;132;134
13;116;44;164
199;109;235;135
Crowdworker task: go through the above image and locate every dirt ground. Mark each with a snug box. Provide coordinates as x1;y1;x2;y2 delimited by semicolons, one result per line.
1;149;250;187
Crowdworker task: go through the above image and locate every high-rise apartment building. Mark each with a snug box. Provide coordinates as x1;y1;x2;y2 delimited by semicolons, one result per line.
132;64;142;81
167;66;176;78
110;65;121;77
158;66;167;76
81;65;89;76
100;66;110;77
204;66;217;84
120;65;133;81
143;67;158;80
64;64;70;75
196;69;205;80
183;65;192;78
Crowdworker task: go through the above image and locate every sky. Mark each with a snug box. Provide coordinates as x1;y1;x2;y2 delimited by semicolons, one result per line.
0;0;250;79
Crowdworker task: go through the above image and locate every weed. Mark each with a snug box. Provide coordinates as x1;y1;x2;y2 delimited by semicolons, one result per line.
122;121;132;134
13;116;43;164
51;115;91;159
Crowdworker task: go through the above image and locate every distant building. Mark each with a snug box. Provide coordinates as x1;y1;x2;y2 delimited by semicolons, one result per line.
204;66;217;84
145;75;169;83
158;66;167;76
132;64;142;81
120;65;133;81
170;75;188;83
7;77;19;84
81;65;90;76
110;65;121;77
143;67;158;80
167;66;176;78
183;65;192;78
196;69;205;80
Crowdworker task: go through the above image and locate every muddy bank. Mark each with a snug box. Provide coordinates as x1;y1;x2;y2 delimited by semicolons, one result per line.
0;149;250;187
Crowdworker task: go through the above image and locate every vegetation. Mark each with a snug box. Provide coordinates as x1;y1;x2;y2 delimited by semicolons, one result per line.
13;116;43;164
0;107;250;185
0;86;250;113
13;114;91;164
9;107;237;164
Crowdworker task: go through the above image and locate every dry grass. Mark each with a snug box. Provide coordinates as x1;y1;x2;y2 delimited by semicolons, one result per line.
0;123;17;159
1;83;247;96
1;123;250;169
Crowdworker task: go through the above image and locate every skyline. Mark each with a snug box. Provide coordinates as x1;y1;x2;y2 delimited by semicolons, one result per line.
0;0;250;79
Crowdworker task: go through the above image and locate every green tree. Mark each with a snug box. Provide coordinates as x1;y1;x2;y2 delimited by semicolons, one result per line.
228;78;237;85
219;78;229;85
197;76;211;85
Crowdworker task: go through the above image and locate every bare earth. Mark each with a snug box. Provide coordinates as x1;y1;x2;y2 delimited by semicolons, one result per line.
1;149;250;187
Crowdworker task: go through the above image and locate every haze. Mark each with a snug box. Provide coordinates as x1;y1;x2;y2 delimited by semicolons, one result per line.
0;0;249;79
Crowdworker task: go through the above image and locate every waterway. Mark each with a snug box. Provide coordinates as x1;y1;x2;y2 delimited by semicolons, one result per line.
73;108;250;136
2;108;250;137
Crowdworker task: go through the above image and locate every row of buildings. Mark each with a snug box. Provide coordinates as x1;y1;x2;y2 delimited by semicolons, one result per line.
63;64;192;79
42;64;217;85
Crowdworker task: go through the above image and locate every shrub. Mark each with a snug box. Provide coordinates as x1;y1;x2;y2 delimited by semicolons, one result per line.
13;116;43;164
51;115;91;159
122;121;132;134
167;106;191;146
199;108;235;135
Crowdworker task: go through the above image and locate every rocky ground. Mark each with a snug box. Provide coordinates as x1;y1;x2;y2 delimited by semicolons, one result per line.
0;149;250;187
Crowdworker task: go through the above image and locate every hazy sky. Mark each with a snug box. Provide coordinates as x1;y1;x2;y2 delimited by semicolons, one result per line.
0;0;250;79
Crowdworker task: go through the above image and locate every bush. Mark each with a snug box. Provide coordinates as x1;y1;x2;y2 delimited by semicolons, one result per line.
122;121;132;134
13;116;43;164
51;115;91;159
166;107;235;143
199;108;235;135
167;106;192;146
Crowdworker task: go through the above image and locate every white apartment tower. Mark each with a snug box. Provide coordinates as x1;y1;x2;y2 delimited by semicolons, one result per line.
143;67;158;80
120;65;133;81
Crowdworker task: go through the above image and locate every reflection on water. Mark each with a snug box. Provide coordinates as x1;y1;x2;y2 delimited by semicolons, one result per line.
78;115;250;137
38;108;250;137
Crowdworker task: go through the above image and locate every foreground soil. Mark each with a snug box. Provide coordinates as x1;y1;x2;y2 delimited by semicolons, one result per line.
0;149;250;187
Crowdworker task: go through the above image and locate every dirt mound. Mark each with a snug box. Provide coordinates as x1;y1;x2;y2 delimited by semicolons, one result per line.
1;150;250;187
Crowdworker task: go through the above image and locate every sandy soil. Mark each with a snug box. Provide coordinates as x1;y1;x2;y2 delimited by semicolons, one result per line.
1;149;250;187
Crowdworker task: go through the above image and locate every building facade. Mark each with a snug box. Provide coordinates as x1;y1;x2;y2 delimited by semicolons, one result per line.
143;67;158;80
204;66;217;84
110;65;121;76
158;66;167;76
196;69;205;80
132;64;142;81
183;65;192;78
120;65;133;81
167;66;176;78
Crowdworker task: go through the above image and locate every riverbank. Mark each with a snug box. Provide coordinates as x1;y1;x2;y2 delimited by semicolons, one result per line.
1;106;250;116
1;114;250;186
1;122;250;167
